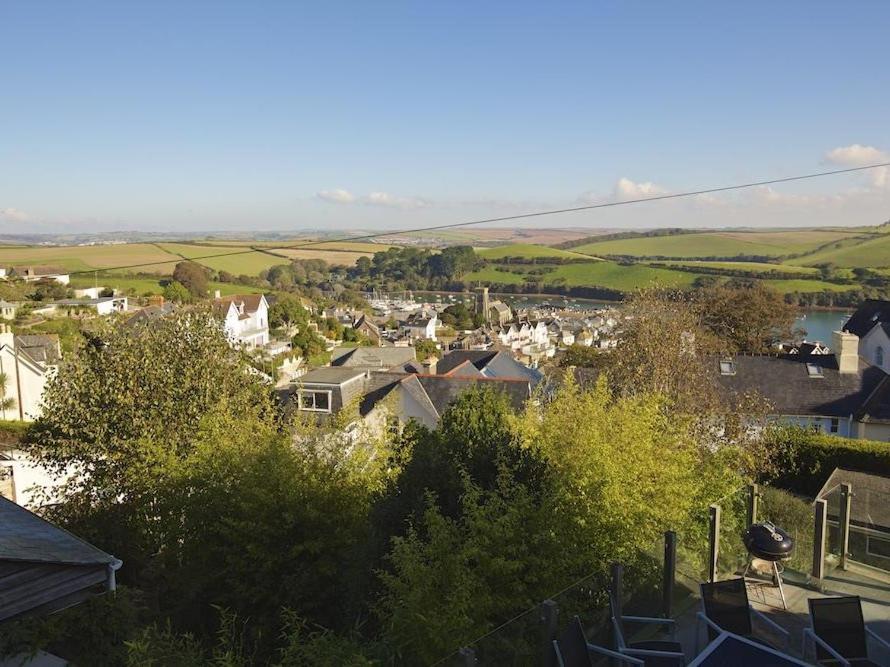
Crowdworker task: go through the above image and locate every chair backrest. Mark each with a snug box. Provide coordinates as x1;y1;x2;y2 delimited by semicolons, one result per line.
554;616;594;667
609;592;627;649
808;596;868;660
699;578;752;640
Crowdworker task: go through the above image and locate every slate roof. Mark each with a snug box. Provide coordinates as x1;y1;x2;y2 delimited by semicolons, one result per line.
213;294;265;317
356;371;531;421
437;350;544;387
416;375;530;415
330;346;416;369
713;353;887;417
817;468;890;532
0;496;116;566
843;299;890;338
125;303;176;326
14;335;61;365
299;367;367;385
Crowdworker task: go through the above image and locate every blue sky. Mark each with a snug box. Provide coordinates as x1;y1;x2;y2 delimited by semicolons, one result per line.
1;1;888;233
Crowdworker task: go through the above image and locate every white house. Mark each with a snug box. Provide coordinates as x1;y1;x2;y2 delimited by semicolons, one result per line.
0;327;59;422
213;293;270;349
55;296;128;316
401;314;437;341
0;301;18;320
13;267;70;285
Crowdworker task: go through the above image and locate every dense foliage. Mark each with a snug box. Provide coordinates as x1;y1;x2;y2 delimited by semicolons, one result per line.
8;306;763;665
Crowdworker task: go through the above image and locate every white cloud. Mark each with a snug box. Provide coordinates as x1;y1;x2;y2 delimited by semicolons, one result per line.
316;188;356;204
613;177;669;201
364;191;429;209
316;188;429;209
577;178;669;205
825;144;890;190
0;207;29;222
825;144;889;167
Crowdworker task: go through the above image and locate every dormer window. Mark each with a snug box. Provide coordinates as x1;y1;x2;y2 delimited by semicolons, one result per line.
806;363;824;378
719;359;736;376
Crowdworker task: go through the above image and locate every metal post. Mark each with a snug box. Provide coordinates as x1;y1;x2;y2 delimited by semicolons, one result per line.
457;647;476;666
540;599;559;667
611;562;624;619
812;499;827;581
747;483;759;527
662;531;676;618
839;483;852;571
708;504;721;583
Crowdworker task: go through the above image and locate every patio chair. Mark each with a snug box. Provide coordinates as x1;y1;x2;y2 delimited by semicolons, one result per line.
697;578;790;651
609;593;686;665
553;615;643;667
802;596;890;666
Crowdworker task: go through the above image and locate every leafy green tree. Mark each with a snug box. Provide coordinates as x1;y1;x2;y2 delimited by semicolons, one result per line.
162;279;192;304
558;344;600;367
0;372;15;415
269;294;310;330
24;311;273;582
413;338;439;360
694;283;799;353
30;278;70;301
172;261;210;298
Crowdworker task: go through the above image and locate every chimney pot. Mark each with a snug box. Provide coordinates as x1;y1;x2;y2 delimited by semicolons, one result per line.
832;330;859;374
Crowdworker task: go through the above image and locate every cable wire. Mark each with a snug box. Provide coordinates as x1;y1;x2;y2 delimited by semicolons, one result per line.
67;161;890;277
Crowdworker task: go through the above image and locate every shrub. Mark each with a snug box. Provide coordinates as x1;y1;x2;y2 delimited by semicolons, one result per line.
762;427;890;497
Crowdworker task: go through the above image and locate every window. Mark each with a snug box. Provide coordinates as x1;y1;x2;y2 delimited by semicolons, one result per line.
867;535;890;560
829;417;839;434
877;346;885;367
298;390;331;413
806;363;824;378
719;360;736;376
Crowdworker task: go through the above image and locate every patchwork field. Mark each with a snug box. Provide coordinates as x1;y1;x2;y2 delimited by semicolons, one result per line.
0;243;178;274
69;274;263;296
571;230;860;259
476;244;594;260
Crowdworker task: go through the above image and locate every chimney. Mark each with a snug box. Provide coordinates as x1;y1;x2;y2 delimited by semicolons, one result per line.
422;356;438;375
832;330;859;374
214;289;221;299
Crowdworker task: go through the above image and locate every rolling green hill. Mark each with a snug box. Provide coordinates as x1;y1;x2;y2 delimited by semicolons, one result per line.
786;234;890;268
476;244;594;260
571;230;859;259
465;260;701;290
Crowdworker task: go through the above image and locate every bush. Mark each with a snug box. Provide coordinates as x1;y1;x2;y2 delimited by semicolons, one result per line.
762;427;890;497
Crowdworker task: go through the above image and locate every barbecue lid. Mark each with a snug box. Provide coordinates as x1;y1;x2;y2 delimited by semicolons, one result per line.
743;521;794;560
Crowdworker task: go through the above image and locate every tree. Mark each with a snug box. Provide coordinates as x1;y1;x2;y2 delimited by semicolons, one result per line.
24;311;273;583
30;279;70;301
693;283;799;353
413;338;439;360
269;294;310;331
162;280;192;304
0;372;15;416
172;261;210;298
558;344;600;367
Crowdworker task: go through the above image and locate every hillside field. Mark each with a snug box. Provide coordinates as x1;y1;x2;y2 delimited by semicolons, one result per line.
571;230;860;259
465;261;700;290
476;244;594;260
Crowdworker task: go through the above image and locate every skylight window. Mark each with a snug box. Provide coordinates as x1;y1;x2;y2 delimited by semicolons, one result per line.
806;363;824;378
719;360;736;376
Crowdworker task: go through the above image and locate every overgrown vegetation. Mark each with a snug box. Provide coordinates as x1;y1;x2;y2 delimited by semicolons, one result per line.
4;302;764;665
